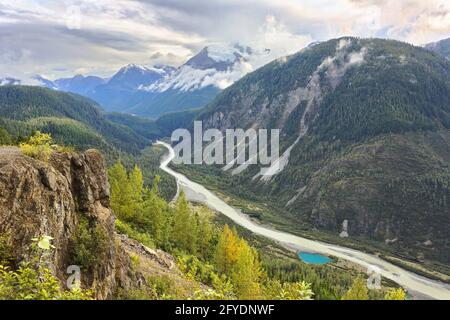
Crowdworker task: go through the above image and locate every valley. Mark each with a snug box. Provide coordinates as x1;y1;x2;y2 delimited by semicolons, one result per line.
1;33;449;302
158;141;450;299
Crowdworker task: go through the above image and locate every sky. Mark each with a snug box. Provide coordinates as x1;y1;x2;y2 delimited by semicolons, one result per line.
0;0;449;82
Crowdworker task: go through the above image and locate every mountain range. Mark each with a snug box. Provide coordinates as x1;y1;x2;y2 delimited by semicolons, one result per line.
5;39;448;121
32;44;271;118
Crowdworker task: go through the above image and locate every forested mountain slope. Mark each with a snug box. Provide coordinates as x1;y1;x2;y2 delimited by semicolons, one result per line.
425;38;450;59
187;37;450;265
0;86;150;154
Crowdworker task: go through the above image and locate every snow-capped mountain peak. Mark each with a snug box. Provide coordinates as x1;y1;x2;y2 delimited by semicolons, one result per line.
107;63;175;89
184;43;252;71
142;43;267;93
117;63;175;76
15;42;273;118
33;75;58;90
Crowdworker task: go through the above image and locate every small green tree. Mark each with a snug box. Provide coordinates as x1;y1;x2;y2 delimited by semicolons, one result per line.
69;217;108;272
108;161;134;220
129;165;144;203
170;192;198;253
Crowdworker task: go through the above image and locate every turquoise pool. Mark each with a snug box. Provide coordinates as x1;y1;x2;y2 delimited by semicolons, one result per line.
298;252;332;265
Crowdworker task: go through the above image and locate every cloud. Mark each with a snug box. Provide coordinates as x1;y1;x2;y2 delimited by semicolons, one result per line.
346;0;450;44
0;0;449;82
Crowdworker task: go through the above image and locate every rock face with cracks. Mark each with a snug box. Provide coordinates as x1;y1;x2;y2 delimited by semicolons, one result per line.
0;146;204;299
0;146;115;299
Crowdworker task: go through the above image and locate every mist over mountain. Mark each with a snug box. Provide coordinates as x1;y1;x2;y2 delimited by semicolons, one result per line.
30;43;272;118
0;77;21;86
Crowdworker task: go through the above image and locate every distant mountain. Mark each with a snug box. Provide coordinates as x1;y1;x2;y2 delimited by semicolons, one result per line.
32;64;175;113
106;64;174;90
105;108;200;139
127;44;270;118
85;64;175;112
425;38;450;59
184;45;246;71
54;74;106;95
30;44;272;118
194;37;450;264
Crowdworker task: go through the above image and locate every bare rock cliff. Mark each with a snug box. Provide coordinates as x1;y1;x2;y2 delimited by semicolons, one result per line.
0;147;115;299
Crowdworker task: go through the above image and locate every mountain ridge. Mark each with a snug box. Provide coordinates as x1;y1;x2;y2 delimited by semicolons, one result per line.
183;37;450;265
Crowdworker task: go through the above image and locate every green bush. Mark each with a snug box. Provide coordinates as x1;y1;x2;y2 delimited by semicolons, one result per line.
146;275;175;299
0;235;93;300
0;264;92;300
116;286;157;300
115;219;155;248
19;131;53;161
0;236;14;267
0;127;12;145
69;216;109;271
117;275;176;300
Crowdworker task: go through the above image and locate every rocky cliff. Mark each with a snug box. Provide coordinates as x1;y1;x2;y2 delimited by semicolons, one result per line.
0;146;116;298
0;146;204;299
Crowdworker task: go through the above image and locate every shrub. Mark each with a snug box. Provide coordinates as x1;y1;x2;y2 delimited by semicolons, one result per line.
0;264;92;300
115;219;155;248
69;216;109;271
0;234;93;300
0;235;14;267
130;253;141;270
19;131;53;161
116;286;157;300
263;279;314;300
147;275;175;299
384;287;407;300
0;127;12;145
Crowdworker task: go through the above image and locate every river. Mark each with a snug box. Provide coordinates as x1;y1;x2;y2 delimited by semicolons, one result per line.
157;141;450;300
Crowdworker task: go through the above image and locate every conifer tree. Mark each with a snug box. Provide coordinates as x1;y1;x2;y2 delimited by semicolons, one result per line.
214;225;239;275
230;239;263;299
171;192;198;253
